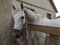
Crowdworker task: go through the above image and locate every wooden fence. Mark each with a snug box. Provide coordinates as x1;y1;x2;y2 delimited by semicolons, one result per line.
27;24;60;45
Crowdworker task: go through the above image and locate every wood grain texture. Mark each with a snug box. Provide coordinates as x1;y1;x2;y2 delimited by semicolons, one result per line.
0;0;12;45
28;24;60;36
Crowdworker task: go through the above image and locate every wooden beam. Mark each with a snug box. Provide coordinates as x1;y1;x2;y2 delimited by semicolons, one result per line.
17;0;54;13
28;24;60;36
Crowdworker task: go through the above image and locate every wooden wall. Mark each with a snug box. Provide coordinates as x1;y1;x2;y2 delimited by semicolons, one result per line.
0;0;12;45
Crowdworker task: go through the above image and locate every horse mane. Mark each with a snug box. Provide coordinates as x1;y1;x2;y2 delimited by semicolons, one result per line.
24;8;35;22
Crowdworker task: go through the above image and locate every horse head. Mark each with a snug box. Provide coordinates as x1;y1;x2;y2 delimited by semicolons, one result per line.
12;2;25;30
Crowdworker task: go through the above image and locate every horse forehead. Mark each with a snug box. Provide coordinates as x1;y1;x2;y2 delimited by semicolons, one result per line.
14;11;25;17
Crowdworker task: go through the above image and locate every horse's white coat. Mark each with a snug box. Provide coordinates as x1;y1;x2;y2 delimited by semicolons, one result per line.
13;9;25;30
32;17;60;28
51;18;60;27
24;8;41;23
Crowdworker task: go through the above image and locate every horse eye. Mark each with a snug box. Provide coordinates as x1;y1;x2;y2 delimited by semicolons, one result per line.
21;16;24;19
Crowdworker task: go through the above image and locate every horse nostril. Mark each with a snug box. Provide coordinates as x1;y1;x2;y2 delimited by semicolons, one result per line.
21;16;24;19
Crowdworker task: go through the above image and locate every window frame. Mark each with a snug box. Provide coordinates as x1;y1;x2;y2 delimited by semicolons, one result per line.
47;13;52;19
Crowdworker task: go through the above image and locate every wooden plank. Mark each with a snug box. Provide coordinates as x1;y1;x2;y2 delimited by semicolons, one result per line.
26;24;32;45
28;24;60;36
28;29;32;45
0;0;12;45
24;17;32;45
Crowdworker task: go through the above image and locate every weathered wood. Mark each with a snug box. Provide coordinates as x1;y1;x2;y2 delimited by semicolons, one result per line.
0;0;12;45
28;24;60;36
28;29;32;45
44;35;59;45
27;24;32;45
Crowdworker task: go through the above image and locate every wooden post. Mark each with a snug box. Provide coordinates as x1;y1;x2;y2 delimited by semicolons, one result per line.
25;25;32;45
28;27;32;45
0;0;12;45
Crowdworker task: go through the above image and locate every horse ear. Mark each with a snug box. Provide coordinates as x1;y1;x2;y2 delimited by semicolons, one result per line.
21;2;24;11
12;5;16;10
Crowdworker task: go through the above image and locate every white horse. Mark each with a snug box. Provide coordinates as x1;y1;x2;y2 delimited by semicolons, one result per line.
12;0;60;45
12;1;26;45
12;3;49;45
12;0;40;44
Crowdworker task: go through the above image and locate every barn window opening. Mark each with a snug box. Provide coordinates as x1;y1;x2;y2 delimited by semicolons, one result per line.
47;13;52;19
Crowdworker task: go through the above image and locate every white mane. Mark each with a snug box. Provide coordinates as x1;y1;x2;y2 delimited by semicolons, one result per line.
24;8;41;23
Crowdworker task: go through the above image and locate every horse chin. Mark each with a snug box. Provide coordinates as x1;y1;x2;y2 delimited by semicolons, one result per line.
20;24;25;30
